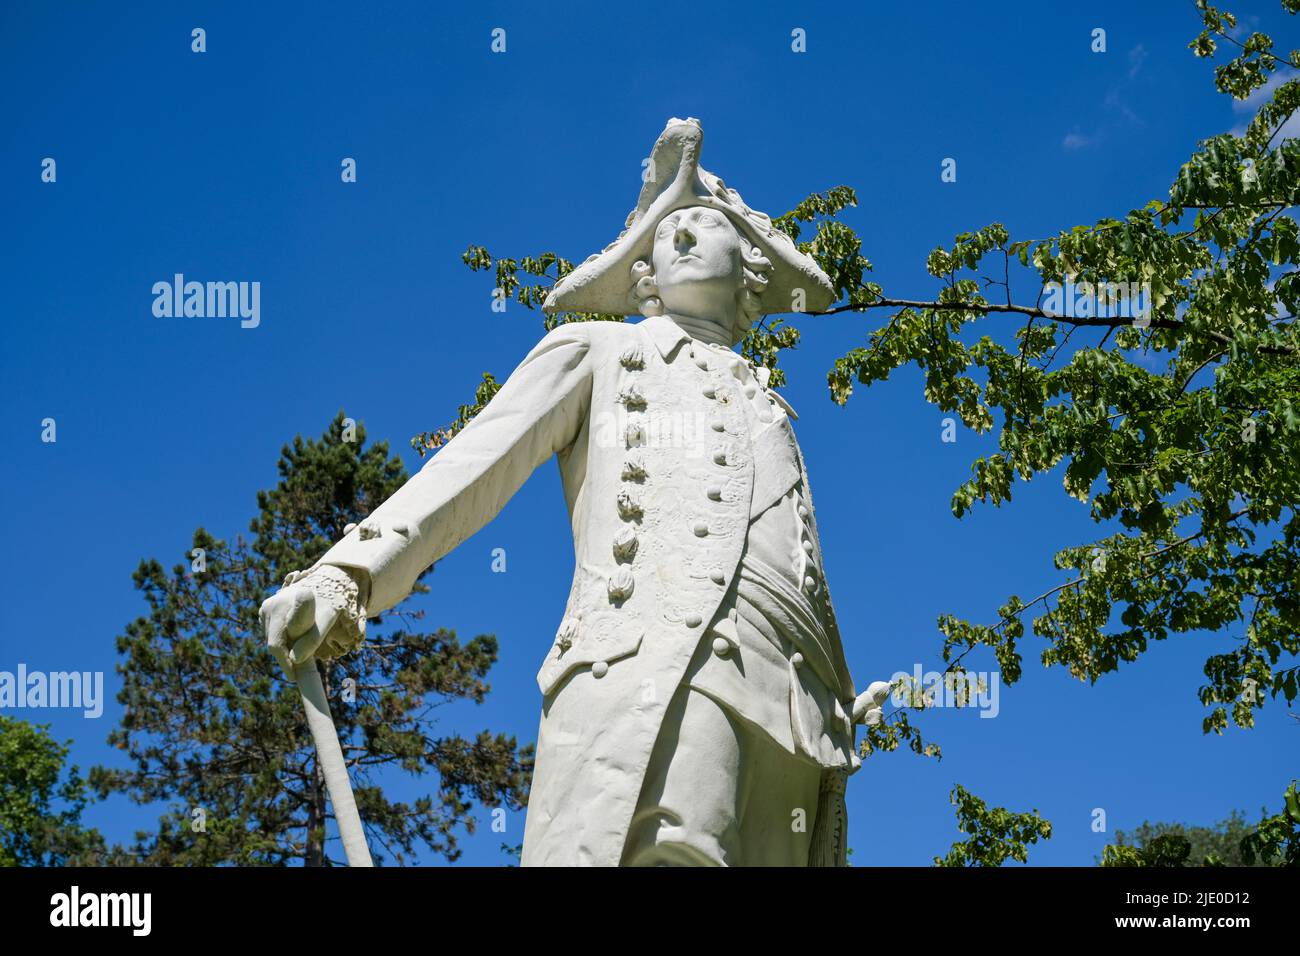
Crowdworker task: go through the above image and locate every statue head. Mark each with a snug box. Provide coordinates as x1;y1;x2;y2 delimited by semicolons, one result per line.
542;118;833;345
630;205;773;344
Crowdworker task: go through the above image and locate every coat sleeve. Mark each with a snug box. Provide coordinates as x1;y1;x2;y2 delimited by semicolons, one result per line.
317;323;595;613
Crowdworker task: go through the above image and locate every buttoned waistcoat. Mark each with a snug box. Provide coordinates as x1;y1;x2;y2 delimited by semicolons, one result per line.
318;314;855;865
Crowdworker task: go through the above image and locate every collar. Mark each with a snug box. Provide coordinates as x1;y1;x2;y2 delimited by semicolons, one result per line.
637;314;799;418
638;314;693;361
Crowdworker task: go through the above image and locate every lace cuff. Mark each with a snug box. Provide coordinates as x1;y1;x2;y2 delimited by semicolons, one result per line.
283;564;369;658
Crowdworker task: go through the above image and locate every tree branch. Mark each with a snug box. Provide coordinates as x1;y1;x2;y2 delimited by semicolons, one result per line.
812;297;1296;355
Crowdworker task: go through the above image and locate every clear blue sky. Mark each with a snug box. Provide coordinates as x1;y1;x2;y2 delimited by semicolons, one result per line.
1;0;1293;866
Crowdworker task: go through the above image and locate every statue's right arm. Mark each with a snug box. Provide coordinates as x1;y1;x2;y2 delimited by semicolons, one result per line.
313;323;596;615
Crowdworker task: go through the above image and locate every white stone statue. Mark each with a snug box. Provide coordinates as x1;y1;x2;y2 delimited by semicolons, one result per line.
261;118;890;866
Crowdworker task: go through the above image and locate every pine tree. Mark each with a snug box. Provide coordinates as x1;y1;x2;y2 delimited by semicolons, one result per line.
90;413;532;865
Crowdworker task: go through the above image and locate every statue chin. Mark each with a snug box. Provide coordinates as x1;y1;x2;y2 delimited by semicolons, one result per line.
657;281;743;347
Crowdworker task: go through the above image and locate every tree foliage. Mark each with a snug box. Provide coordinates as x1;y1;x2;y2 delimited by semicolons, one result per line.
933;785;1052;867
412;372;502;457
0;717;115;866
828;4;1300;738
1101;781;1300;866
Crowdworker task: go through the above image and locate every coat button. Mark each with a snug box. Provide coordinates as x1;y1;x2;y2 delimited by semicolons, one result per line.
707;485;723;501
619;384;647;409
621;454;647;481
703;386;716;399
804;575;817;593
709;568;725;585
685;613;703;628
712;448;727;465
608;566;635;601
613;526;638;561
592;661;609;678
555;618;579;654
712;637;731;657
791;652;804;669
693;521;709;537
798;505;809;520
711;418;725;432
802;539;814;553
617;490;643;520
695;356;709;370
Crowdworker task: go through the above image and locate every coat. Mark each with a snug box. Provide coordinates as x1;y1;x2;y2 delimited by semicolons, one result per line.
318;314;856;865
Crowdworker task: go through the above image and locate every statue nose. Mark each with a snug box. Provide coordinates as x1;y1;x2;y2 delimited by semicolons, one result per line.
675;225;696;249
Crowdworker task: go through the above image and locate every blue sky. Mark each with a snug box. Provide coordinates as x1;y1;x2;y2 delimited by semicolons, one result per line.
1;0;1294;866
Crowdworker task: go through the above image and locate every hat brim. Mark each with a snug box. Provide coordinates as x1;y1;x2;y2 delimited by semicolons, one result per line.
542;118;835;318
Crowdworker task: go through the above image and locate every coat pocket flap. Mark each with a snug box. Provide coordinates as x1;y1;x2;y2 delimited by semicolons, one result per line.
536;615;645;697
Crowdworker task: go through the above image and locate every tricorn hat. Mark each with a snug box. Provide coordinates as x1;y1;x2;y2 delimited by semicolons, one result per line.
542;117;836;318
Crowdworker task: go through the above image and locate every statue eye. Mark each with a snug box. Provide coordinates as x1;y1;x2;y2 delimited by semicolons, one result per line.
699;213;719;226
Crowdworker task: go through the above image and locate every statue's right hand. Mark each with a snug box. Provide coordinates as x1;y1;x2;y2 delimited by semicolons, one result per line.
260;582;341;681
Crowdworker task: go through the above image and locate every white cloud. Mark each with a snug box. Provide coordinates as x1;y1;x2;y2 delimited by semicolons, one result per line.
1128;43;1148;79
1062;45;1147;152
1229;69;1300;140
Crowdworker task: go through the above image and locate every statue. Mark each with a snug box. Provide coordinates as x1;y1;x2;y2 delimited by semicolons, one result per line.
260;118;889;866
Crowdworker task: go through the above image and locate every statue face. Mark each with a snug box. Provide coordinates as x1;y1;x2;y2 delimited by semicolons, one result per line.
650;205;743;320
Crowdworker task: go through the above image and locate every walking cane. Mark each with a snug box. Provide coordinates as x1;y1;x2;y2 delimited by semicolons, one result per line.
267;575;375;867
293;658;374;867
